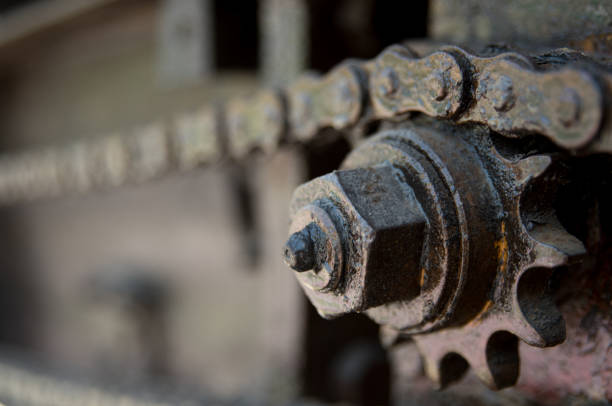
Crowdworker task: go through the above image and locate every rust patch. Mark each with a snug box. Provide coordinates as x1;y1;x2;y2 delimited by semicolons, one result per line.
469;299;495;326
573;33;612;55
495;221;509;274
419;268;426;288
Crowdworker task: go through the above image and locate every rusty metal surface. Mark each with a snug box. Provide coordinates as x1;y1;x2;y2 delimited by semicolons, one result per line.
452;48;603;149
2;42;612;205
287;63;366;141
370;46;464;119
284;164;427;316
518;293;612;403
385;193;612;405
284;118;586;391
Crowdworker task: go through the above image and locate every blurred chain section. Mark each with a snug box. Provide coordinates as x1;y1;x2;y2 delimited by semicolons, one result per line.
1;42;612;205
0;350;323;406
0;362;173;406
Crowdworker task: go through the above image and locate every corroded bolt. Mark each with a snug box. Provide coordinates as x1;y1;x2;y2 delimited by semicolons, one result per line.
285;203;344;292
285;165;427;315
377;67;399;97
283;222;321;272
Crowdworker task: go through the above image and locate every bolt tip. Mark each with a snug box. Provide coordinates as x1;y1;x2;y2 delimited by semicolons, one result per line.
282;245;298;268
283;228;316;272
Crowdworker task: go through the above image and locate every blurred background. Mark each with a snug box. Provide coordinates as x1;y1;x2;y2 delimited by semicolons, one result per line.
0;1;428;404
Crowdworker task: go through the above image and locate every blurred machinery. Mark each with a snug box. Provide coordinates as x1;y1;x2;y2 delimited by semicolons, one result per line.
0;1;611;405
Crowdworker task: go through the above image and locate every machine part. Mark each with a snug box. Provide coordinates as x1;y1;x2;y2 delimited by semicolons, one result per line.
171;106;221;170
370;45;465;119
284;119;585;389
1;42;612;204
285;204;345;291
0;38;610;394
287;63;367;141
226;89;285;158
284;164;427;314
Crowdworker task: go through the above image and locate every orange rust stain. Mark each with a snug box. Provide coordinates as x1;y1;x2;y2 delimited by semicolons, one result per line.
573;34;612;54
419;268;426;288
469;299;494;325
494;221;509;274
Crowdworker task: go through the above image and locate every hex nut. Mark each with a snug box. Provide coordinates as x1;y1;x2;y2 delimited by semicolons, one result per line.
287;164;427;317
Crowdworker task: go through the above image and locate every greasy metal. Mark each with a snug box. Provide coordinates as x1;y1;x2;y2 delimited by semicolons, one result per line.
286;203;344;292
370;45;464;119
283;223;319;272
450;48;603;149
286;120;586;390
286;165;427;315
1;42;612;204
0;40;610;393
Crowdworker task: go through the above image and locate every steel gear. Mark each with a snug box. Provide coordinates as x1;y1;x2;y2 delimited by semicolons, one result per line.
283;118;585;389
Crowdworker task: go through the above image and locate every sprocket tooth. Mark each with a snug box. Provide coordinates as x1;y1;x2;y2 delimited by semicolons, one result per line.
419;333;520;390
414;322;521;390
420;351;470;390
509;296;565;347
514;155;553;186
431;333;519;391
482;331;520;390
414;336;469;389
507;223;581;346
437;352;470;389
419;351;443;387
509;265;566;347
379;325;401;348
528;223;585;268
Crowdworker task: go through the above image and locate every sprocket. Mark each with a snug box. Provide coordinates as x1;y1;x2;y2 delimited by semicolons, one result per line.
283;118;584;389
